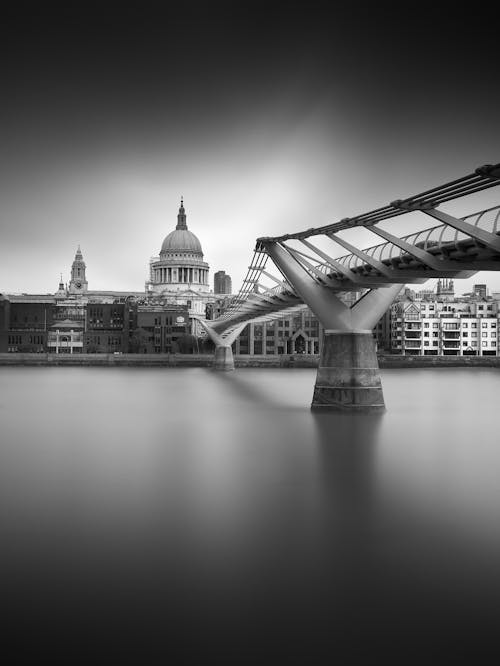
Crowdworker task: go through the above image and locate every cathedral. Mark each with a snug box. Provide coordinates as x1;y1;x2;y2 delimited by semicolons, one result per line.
51;199;217;335
146;199;214;330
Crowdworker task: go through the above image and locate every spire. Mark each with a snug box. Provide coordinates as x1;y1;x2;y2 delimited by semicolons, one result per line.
176;197;188;230
59;273;64;289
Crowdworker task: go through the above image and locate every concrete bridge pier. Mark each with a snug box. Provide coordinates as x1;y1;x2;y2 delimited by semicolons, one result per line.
312;329;384;411
196;319;246;372
214;345;235;371
264;242;402;411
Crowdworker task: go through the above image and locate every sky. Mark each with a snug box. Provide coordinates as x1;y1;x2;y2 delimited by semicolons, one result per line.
1;3;500;297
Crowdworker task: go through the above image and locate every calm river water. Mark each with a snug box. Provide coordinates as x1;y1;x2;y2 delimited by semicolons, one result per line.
1;366;500;663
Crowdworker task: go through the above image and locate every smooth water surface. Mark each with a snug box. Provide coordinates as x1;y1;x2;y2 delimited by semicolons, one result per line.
1;366;499;662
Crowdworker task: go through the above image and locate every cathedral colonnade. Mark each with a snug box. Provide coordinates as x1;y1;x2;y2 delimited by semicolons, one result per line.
152;266;209;285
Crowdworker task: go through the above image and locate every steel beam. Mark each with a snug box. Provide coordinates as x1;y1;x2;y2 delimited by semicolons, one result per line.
326;232;395;278
368;224;468;272
262;242;353;330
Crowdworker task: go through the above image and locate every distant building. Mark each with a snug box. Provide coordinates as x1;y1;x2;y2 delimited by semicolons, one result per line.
68;246;88;295
84;303;129;353
473;284;488;299
436;278;455;301
233;307;321;355
390;297;498;356
0;295;53;353
214;271;232;295
145;199;215;334
129;303;190;354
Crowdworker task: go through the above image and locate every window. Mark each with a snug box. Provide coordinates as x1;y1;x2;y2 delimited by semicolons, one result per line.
471;323;477;328
424;322;429;328
463;332;468;337
462;322;468;328
472;332;477;337
482;332;487;337
482;322;488;328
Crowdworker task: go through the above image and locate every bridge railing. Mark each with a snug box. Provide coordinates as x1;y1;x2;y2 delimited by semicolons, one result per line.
211;165;500;332
329;204;500;273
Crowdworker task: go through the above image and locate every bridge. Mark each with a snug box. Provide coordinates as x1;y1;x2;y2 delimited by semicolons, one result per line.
200;163;500;411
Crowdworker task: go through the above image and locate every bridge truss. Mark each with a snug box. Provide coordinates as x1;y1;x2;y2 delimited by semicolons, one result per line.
212;163;500;335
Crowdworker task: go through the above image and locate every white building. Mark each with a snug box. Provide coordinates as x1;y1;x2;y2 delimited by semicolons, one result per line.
146;199;215;333
391;298;498;356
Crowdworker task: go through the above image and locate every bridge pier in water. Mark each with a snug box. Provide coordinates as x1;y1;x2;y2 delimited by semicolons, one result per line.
196;320;246;373
213;345;235;371
312;330;385;411
263;242;402;411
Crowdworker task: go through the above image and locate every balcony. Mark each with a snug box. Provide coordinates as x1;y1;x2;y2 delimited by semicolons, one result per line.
442;331;460;339
404;340;421;348
442;341;460;349
405;332;421;339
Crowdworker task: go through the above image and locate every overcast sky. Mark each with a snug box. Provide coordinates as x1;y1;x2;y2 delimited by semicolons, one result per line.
1;3;499;296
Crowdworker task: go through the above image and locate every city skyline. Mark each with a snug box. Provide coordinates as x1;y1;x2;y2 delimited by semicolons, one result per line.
1;5;500;295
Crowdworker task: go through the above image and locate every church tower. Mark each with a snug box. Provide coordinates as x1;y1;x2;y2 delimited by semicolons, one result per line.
68;246;88;294
55;273;67;299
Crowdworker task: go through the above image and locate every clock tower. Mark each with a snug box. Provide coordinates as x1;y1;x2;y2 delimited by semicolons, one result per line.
68;245;88;294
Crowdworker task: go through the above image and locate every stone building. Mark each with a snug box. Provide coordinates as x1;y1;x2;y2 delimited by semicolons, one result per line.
146;199;215;334
233;307;321;355
68;246;88;295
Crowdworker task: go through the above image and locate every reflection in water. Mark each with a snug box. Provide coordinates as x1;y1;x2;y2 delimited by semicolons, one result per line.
0;367;499;663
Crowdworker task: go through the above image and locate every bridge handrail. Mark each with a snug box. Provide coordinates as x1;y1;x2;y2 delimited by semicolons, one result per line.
311;205;500;275
211;165;500;332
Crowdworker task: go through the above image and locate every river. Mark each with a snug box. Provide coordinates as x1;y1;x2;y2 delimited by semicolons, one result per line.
1;366;499;663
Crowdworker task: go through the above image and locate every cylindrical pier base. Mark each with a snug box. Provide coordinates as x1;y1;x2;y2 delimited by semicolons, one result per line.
214;345;235;371
311;330;385;412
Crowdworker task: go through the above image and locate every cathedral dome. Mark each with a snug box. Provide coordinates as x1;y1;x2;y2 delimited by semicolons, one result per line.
161;228;203;254
149;198;210;297
160;199;203;256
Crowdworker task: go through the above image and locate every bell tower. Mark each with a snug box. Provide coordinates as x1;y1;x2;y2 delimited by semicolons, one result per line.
68;245;88;294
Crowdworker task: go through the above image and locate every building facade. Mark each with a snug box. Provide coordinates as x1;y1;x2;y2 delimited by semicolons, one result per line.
233;307;322;355
129;304;190;354
146;200;215;333
390;293;498;356
214;270;232;295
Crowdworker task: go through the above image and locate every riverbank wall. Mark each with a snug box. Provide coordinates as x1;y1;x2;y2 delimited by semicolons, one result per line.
1;352;500;368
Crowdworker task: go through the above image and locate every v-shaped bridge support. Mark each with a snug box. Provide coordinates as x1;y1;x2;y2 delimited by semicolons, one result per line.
197;319;247;371
264;242;401;411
